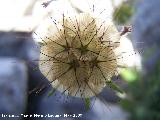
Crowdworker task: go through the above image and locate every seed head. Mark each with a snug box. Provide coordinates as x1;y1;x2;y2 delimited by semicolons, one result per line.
38;13;121;98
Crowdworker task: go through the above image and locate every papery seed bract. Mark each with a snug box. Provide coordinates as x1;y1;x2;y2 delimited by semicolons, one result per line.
37;12;122;98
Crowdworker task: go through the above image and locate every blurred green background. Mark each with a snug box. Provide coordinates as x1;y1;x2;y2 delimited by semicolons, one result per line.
113;0;160;119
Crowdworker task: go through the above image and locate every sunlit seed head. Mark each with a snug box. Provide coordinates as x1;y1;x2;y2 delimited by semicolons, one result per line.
38;12;121;98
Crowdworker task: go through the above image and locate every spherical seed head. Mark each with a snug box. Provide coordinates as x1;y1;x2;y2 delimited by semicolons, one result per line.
38;13;120;98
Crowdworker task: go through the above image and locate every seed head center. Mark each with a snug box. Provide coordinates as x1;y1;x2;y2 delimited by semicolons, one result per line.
78;44;89;55
69;59;80;68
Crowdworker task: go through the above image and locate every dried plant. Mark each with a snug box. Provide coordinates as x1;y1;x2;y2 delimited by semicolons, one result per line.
31;1;139;103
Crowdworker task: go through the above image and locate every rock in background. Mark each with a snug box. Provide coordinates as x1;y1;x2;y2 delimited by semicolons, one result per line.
133;0;160;72
0;31;40;120
133;0;160;47
0;58;27;119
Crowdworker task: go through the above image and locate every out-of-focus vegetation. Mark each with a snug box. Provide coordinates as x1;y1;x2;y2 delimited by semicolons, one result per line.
112;0;160;119
121;68;139;83
120;61;160;120
113;0;135;24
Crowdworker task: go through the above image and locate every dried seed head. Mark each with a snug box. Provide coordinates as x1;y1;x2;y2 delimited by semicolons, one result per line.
38;13;122;98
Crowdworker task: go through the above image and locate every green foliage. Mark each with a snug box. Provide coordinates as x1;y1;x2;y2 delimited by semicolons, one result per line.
113;1;134;24
47;88;56;97
84;98;91;111
120;61;160;120
121;68;139;82
106;81;124;93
